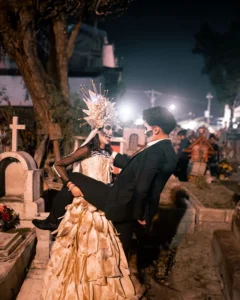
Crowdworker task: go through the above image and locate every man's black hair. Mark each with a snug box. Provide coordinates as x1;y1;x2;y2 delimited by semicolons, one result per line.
177;129;187;137
142;106;176;134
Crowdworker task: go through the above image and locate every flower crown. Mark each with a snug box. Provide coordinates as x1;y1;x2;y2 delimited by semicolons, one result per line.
79;82;121;131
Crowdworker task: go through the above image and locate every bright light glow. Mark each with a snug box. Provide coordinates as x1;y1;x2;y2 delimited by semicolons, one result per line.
233;123;238;129
169;104;176;111
135;117;144;125
118;104;134;122
182;120;197;130
208;126;214;133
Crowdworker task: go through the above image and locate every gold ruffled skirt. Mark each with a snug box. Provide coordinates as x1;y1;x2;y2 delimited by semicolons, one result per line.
41;197;136;300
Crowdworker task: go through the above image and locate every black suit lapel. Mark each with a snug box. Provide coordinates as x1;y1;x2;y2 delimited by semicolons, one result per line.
118;140;170;174
119;147;148;173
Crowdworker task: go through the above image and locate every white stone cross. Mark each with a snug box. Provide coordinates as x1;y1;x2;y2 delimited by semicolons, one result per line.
9;116;26;152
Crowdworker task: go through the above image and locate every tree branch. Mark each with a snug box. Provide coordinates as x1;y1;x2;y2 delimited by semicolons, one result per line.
67;21;81;60
0;5;54;126
52;15;69;103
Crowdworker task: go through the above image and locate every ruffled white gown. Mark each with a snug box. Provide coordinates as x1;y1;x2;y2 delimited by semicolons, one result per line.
41;153;136;300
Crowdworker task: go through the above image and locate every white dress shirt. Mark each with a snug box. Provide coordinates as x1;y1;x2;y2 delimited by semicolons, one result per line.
147;138;171;147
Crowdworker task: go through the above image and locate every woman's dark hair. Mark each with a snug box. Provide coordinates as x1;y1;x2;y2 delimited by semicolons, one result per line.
143;106;176;134
88;134;112;155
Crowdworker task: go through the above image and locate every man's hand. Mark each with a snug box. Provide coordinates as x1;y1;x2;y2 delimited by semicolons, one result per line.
71;186;84;197
137;219;146;226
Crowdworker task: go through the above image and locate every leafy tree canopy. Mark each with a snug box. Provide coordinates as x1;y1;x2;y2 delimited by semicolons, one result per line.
193;22;240;109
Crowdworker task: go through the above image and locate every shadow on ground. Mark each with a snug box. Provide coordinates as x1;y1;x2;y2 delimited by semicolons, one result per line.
130;191;189;299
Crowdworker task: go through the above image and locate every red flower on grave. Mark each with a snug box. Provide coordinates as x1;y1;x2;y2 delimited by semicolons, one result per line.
0;205;6;212
0;204;19;232
1;212;10;221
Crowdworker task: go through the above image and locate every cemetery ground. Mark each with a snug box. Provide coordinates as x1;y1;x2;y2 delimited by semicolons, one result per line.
129;175;240;300
1;162;240;299
16;174;227;300
135;230;224;300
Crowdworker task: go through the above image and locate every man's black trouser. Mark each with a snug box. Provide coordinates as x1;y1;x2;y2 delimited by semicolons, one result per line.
48;172;134;255
50;172;109;220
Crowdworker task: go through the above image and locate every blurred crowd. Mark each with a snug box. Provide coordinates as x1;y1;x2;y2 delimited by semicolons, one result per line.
170;125;235;181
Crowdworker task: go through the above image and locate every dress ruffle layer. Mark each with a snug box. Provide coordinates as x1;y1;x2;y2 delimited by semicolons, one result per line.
42;197;136;300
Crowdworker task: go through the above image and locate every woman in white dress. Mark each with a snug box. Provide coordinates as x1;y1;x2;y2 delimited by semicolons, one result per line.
41;86;137;300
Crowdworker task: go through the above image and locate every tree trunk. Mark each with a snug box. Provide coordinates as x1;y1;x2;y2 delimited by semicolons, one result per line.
0;5;82;165
0;6;52;126
52;15;70;103
67;21;82;60
34;135;48;168
53;140;61;162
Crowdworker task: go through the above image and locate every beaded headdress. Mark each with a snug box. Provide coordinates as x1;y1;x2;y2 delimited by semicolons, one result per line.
79;82;120;131
78;81;121;148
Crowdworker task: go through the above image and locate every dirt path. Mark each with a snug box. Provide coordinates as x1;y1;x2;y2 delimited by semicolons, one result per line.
143;231;224;300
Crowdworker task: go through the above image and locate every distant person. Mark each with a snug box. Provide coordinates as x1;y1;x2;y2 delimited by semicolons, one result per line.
175;129;191;181
208;133;220;176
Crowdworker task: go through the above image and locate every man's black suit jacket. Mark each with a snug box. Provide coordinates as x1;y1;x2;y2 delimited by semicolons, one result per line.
105;140;177;224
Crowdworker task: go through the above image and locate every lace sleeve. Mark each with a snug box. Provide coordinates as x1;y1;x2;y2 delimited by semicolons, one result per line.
53;146;90;184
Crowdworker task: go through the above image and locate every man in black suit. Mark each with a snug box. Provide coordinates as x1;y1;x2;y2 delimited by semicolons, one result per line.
33;106;177;254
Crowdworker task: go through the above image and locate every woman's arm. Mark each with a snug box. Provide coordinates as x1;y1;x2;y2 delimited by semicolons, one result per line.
53;145;90;184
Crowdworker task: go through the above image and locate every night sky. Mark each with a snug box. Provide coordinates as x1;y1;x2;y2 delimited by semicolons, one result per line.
102;0;239;120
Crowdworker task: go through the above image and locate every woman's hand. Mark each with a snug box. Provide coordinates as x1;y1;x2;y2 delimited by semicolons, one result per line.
71;186;84;197
67;182;84;197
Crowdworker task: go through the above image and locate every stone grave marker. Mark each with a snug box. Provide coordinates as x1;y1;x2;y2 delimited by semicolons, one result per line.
0;116;44;225
0;229;36;300
211;201;240;300
0;151;43;225
9;116;26;152
0;232;23;258
0;117;47;300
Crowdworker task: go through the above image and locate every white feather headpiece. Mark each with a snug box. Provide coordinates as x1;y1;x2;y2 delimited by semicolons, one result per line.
73;82;121;170
79;81;121;131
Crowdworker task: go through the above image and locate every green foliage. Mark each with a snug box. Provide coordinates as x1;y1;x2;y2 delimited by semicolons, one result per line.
193;22;240;107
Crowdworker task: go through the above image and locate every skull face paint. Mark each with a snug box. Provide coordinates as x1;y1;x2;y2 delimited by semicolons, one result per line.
145;130;153;138
144;122;154;142
98;124;113;145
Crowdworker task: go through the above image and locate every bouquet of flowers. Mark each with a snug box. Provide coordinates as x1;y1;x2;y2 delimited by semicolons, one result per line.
218;160;233;176
0;204;20;232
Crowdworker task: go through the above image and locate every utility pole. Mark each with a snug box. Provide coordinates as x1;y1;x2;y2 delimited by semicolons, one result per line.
144;89;162;107
206;92;213;125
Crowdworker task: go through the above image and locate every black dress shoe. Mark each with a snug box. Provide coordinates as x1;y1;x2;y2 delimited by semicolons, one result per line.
32;219;58;231
32;219;42;224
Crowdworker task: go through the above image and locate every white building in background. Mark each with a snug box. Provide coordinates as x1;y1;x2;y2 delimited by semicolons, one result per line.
234;105;240;119
0;24;123;152
0;23;122;107
122;127;145;156
223;104;240;128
